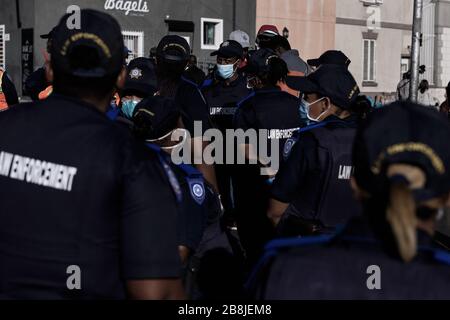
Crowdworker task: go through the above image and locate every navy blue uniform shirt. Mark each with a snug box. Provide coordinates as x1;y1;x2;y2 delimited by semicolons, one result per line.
271;115;358;216
203;74;251;133
0;95;181;299
255;217;450;299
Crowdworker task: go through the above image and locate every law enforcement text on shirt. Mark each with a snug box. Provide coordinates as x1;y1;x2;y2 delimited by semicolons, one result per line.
0;151;78;192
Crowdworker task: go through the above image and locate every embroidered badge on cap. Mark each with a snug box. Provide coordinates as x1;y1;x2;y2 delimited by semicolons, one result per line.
129;68;143;79
222;41;229;47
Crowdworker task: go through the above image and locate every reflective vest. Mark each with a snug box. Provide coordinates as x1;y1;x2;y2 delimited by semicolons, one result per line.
0;68;8;111
38;85;53;100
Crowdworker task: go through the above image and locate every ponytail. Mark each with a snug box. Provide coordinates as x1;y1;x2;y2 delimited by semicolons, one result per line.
386;179;418;262
259;57;288;87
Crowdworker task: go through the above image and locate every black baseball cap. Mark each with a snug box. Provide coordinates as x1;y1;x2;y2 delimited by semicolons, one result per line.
211;40;243;59
156;35;190;63
50;9;125;78
307;50;351;68
353;101;450;202
40;27;57;39
286;64;360;110
133;96;181;140
245;48;280;75
122;58;157;97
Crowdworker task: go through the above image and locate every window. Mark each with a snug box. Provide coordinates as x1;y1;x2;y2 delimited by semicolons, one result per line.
363;39;376;82
0;25;5;69
401;57;410;78
201;18;223;50
122;31;144;64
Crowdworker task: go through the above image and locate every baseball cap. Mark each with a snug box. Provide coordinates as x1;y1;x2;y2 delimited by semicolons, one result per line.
50;9;125;78
156;35;190;63
286;64;360;110
307;50;351;68
211;40;243;59
245;48;280;76
133;96;181;140
229;30;251;48
40;27;57;39
353;101;450;202
122;57;157;97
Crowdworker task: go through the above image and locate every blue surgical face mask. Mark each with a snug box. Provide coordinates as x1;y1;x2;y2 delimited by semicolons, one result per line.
121;98;141;119
216;62;237;79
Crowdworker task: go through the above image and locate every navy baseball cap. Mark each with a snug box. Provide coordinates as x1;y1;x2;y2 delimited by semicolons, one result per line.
157;35;190;63
286;64;360;110
133;96;181;140
245;48;280;75
353;101;450;202
123;57;157;97
308;50;351;68
50;9;125;78
211;40;243;59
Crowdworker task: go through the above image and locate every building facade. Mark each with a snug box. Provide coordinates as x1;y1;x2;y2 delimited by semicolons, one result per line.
256;0;336;64
257;0;450;100
0;0;256;95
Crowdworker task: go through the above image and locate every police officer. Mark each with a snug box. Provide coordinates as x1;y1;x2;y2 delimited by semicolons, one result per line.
267;64;361;236
108;57;157;124
0;9;183;299
132;96;236;299
202;40;251;221
0;67;19;111
252;101;450;299
233;48;304;266
155;35;218;191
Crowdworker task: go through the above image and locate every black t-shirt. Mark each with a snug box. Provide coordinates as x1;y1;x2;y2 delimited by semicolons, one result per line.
1;70;19;106
0;95;181;299
168;160;221;252
257;217;450;299
202;75;251;132
176;77;212;137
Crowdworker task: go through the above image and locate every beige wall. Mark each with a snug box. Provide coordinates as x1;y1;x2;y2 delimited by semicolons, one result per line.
256;0;336;61
335;0;413;94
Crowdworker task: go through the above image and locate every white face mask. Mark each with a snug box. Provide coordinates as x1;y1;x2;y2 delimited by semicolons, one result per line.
146;128;188;150
300;97;329;122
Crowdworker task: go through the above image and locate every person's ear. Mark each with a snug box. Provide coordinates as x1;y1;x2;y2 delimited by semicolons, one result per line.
116;66;127;91
319;97;331;112
44;60;54;84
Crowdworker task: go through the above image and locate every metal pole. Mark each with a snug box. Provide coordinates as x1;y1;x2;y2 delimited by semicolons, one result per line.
233;0;237;30
409;0;423;102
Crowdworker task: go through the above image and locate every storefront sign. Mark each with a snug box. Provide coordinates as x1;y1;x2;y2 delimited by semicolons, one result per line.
104;0;150;16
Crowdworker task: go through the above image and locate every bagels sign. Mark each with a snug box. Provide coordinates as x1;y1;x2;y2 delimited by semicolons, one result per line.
104;0;150;16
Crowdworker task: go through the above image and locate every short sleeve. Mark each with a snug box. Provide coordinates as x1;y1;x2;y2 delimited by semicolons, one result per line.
120;141;181;280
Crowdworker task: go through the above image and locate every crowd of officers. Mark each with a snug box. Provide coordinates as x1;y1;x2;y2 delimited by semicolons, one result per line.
0;9;449;300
